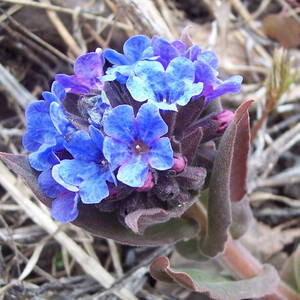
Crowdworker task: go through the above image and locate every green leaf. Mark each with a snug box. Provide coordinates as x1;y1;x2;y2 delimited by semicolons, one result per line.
281;243;300;293
150;256;280;300
0;152;200;246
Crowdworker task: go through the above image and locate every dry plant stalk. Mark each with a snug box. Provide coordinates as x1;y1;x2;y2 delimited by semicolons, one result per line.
251;48;297;141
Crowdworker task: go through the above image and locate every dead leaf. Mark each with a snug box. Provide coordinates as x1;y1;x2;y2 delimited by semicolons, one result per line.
262;14;300;49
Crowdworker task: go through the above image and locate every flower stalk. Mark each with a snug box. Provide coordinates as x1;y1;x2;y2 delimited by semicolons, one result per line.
219;237;300;300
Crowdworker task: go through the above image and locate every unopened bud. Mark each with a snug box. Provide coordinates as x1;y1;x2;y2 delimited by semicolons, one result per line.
172;156;186;173
213;110;234;133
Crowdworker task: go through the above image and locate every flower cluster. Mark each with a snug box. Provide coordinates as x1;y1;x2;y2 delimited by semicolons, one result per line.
23;34;242;234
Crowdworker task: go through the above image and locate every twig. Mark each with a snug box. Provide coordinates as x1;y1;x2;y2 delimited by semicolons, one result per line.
253;207;300;218
107;239;124;278
0;63;35;109
0;4;22;23
268;114;300;134
229;0;266;37
260;123;300;178
90;245;172;299
38;0;82;57
0;128;24;137
5;13;73;63
255;166;300;188
0;0;133;31
155;0;177;38
250;192;300;208
114;0;173;39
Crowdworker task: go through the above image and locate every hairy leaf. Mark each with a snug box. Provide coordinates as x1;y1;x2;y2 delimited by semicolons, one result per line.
199;100;253;258
0;152;199;246
150;256;280;300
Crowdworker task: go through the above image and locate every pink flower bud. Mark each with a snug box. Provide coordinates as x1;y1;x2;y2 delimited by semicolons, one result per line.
213;109;234;133
137;171;154;191
172;156;186;173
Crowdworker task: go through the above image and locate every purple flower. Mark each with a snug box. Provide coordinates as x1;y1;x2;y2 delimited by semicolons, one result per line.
151;36;242;102
52;126;113;204
23;81;74;171
103;103;173;187
55;51;104;94
38;168;79;222
152;36;186;68
126;57;203;111
103;35;154;83
194;57;243;102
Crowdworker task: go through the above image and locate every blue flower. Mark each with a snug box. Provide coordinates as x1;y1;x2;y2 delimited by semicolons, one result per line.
152;36;186;68
52;126;113;204
103;35;154;83
126;57;203;111
38;168;79;222
194;53;243;102
103;103;173;187
23;81;74;171
56;51;104;94
151;36;242;102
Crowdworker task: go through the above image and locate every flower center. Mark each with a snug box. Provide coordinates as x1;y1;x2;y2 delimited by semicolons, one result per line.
132;140;149;155
99;159;108;169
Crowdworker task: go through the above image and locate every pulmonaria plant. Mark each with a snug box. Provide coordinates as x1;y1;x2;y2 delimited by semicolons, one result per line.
2;34;247;245
2;32;299;300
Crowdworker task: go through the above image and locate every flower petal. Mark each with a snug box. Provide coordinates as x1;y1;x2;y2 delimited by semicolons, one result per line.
205;75;243;102
128;60;166;102
126;75;155;102
89;125;104;152
152;36;179;67
23;101;57;150
38;169;63;198
194;59;216;89
103;137;131;170
51;191;79;222
79;173;110;204
55;74;91;94
103;105;136;143
136;103;168;142
176;82;203;106
185;45;202;62
199;50;218;70
149;137;173;170
54;159;101;188
51;81;66;102
117;155;149;187
74;52;104;80
50;102;72;136
166;57;195;84
166;57;203;106
52;162;79;192
29;144;59;171
171;40;186;54
103;49;128;65
123;35;151;62
64;130;101;161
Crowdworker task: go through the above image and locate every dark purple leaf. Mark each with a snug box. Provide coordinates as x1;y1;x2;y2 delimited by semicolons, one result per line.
124;192;197;235
0;152;199;246
230;195;253;239
199;100;253;257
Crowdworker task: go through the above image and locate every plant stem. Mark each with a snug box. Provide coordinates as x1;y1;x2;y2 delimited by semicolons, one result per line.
251;104;273;142
219;237;300;300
